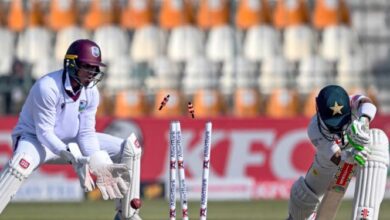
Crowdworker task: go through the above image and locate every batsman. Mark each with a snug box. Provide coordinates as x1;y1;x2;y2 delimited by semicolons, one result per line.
0;39;143;220
287;85;389;220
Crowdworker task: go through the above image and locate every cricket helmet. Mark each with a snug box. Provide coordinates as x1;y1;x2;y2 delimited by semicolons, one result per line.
316;85;351;133
64;39;105;87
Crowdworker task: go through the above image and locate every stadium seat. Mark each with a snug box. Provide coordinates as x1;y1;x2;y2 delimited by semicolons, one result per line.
114;89;148;118
272;0;309;29
27;0;45;27
220;56;257;96
336;53;366;89
54;26;90;62
0;28;16;75
312;0;351;29
206;25;241;63
145;56;181;93
192;88;225;117
159;0;193;30
302;88;320;117
243;25;282;63
105;56;136;92
120;0;153;30
16;27;53;65
130;25;168;63
196;0;229;29
167;25;205;63
46;0;78;31
31;57;62;80
258;55;293;96
235;0;271;30
182;56;219;95
283;25;316;62
152;89;183;117
296;55;332;95
83;0;118;31
233;87;261;117
7;0;26;32
93;25;130;64
265;88;299;118
319;25;361;62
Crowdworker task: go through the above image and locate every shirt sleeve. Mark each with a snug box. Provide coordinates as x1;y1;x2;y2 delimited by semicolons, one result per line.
350;94;377;121
32;83;67;155
77;88;100;156
307;117;340;160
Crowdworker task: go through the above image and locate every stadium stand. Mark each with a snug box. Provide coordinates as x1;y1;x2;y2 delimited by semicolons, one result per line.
235;0;271;30
120;0;153;30
46;0;78;31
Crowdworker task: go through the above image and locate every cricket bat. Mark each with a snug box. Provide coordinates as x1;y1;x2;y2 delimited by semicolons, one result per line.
315;161;356;220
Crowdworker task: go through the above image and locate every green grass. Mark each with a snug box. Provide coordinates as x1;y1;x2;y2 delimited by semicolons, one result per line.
1;199;390;220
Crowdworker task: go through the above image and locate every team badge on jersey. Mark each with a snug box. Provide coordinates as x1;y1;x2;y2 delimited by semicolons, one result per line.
79;100;87;112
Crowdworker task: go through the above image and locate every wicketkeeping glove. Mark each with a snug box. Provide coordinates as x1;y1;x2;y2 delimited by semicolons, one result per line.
89;150;129;200
60;146;95;192
346;117;371;166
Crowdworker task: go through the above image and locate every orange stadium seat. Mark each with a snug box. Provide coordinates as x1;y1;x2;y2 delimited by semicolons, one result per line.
233;88;261;117
153;89;183;118
7;0;25;32
120;0;153;30
27;0;45;27
303;88;320;117
192;89;225;117
196;0;229;29
114;89;148;118
96;91;113;116
235;0;271;30
265;88;299;118
159;0;194;30
312;0;350;29
83;0;118;31
46;0;78;31
272;0;309;29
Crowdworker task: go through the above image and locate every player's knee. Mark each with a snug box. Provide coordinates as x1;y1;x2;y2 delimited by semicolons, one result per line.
289;177;320;219
4;153;35;179
368;129;389;166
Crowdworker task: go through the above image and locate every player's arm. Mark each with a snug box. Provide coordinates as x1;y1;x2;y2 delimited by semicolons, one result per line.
77;87;100;156
350;94;377;122
32;83;67;155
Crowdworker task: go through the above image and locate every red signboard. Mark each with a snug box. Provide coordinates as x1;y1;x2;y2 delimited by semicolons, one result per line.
1;116;390;184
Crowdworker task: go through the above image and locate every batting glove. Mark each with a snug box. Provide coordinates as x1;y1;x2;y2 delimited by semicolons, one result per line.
346;117;371;166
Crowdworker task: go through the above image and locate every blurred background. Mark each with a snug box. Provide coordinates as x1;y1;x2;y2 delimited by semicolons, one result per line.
0;0;390;218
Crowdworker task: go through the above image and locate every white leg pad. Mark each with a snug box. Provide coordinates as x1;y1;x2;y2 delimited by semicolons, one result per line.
0;153;34;214
289;176;321;220
352;129;389;220
120;133;142;219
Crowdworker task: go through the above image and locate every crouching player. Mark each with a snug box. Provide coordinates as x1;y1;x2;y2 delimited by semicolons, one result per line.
287;85;389;220
0;39;142;220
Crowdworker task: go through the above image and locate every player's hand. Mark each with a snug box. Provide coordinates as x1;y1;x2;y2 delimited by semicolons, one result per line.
347;117;371;149
89;150;129;200
60;149;95;192
346;117;371;166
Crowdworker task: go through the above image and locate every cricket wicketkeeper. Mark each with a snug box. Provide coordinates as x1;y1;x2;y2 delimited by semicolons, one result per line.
0;39;142;220
287;85;389;220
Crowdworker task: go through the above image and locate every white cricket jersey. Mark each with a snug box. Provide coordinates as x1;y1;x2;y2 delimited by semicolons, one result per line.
307;95;377;160
12;70;100;156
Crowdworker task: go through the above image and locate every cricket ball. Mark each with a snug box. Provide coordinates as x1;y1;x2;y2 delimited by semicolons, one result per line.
130;198;142;209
